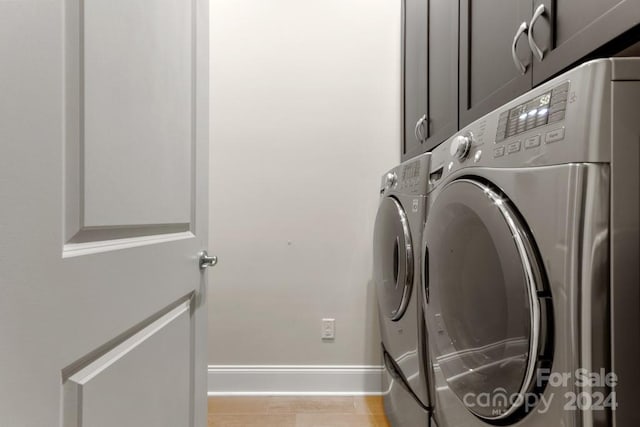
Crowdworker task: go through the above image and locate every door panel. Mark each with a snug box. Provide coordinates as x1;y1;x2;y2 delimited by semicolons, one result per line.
425;0;458;150
0;0;209;425
459;0;532;127
66;0;193;235
83;0;192;228
402;0;428;161
531;0;640;84
63;301;192;427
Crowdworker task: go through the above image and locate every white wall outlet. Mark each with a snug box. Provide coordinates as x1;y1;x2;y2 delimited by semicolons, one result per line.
321;318;335;340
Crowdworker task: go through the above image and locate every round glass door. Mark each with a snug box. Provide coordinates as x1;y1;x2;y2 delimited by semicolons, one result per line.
373;196;413;321
424;178;548;421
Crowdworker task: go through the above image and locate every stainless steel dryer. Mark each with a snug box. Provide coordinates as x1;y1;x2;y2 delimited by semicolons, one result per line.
422;58;640;427
374;153;432;426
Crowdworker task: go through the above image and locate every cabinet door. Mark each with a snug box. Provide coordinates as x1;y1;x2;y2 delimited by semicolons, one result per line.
459;0;533;127
529;0;640;85
424;0;459;151
401;0;428;161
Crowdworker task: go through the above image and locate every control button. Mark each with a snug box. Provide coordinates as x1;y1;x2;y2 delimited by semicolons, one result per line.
549;102;566;114
507;141;522;154
545;127;565;144
552;82;569;95
548;111;565;123
535;118;548;128
524;135;541;149
494;146;505;158
551;91;568;104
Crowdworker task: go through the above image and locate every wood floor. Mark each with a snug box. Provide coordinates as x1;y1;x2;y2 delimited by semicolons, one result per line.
208;396;391;427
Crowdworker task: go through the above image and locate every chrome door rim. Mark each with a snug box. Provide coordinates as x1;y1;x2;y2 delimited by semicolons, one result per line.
425;178;546;421
389;196;414;321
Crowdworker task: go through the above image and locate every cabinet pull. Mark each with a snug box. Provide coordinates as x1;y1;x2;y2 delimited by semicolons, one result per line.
512;22;529;75
528;4;546;61
414;114;427;143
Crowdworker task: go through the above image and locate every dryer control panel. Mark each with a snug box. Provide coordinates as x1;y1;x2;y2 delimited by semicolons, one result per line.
427;58;630;189
495;82;569;142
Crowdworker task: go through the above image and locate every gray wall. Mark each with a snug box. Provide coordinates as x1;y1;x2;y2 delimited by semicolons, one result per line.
208;0;400;384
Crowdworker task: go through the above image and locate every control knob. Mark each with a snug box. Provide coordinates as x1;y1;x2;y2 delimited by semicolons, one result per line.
450;133;474;160
384;172;397;190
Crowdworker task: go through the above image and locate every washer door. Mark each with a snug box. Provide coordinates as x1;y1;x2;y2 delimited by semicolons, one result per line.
424;178;548;421
374;196;414;321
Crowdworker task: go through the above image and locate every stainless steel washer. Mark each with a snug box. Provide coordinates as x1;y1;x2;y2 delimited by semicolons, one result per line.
374;153;433;426
422;58;640;427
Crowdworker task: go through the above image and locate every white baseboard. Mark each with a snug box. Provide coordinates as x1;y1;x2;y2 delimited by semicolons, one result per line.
208;365;384;396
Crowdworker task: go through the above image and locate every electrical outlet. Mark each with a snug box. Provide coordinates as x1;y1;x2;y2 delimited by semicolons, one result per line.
321;318;335;340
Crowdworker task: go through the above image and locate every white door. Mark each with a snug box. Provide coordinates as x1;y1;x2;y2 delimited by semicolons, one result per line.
0;0;210;426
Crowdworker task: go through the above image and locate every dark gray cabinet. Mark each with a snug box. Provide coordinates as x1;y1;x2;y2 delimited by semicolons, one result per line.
425;0;459;151
401;0;428;161
459;0;533;127
529;0;640;85
401;0;459;161
402;0;640;154
459;0;640;127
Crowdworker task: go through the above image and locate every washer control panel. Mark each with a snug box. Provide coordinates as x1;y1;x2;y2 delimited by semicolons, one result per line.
381;153;430;196
397;159;422;191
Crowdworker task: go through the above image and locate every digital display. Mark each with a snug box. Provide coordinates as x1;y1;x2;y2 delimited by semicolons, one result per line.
508;92;550;119
402;160;420;180
506;91;551;136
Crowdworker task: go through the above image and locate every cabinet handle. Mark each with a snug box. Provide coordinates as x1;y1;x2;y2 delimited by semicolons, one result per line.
528;4;546;61
512;22;529;75
414;114;427;143
419;116;427;142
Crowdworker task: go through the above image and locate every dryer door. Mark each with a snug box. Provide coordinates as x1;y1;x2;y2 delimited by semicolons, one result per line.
424;178;550;422
374;196;414;321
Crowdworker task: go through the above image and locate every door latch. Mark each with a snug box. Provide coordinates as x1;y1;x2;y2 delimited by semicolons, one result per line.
199;250;218;269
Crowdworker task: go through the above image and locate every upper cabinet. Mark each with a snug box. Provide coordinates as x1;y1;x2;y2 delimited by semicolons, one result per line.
528;0;640;85
458;0;640;127
401;0;428;161
459;0;532;128
401;0;459;161
402;0;640;154
425;0;459;151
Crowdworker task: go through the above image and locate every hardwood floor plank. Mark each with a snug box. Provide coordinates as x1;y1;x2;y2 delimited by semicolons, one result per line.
208;413;296;427
208;397;272;414
295;413;378;427
266;396;357;414
374;414;392;427
354;396;386;415
207;396;391;427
